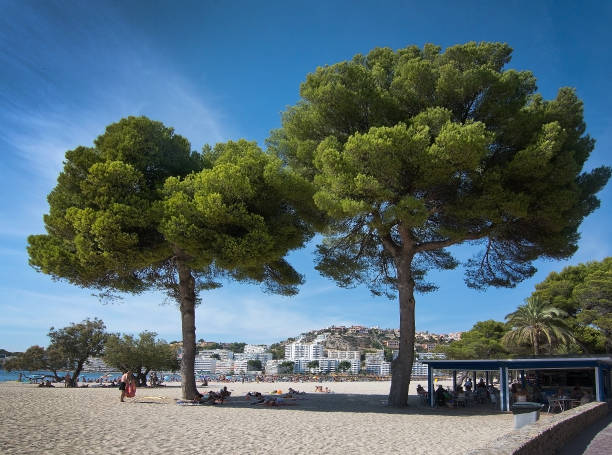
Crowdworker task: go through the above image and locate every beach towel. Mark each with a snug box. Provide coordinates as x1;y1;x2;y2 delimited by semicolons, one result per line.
176;400;212;406
125;382;136;398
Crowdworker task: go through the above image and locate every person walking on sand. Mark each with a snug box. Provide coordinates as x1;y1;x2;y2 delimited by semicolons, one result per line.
119;371;136;402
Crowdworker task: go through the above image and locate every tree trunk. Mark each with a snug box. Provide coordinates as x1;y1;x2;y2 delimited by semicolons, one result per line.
176;251;199;400
533;331;540;356
71;361;85;387
388;258;416;407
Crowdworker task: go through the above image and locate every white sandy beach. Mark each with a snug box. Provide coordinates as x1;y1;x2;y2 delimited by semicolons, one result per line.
0;380;527;455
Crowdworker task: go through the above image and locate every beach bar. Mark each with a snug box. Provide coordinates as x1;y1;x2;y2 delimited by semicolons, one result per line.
422;357;612;411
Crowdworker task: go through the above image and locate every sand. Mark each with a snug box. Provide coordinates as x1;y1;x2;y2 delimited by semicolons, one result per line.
0;380;526;455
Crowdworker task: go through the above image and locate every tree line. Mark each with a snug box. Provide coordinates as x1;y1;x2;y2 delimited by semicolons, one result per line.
3;319;178;387
443;258;611;359
25;42;610;406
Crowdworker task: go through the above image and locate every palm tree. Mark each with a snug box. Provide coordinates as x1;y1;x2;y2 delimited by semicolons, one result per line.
503;296;575;355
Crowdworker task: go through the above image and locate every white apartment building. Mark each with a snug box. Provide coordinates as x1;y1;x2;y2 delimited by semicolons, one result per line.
284;343;323;360
198;349;234;360
365;359;391;375
233;352;272;364
417;352;446;360
365;350;385;363
411;361;428;377
253;352;273;363
325;350;360;360
318;358;360;374
314;333;329;343
194;356;217;373
233;360;248;374
292;359;312;374
265;360;281;375
215;360;234;375
318;358;338;373
244;344;266;355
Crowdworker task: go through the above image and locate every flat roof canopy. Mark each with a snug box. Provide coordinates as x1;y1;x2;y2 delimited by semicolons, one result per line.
421;357;612;371
422;356;612;410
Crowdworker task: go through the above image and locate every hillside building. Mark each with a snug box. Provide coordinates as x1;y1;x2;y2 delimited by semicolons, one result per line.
325;349;360;360
284;343;323;360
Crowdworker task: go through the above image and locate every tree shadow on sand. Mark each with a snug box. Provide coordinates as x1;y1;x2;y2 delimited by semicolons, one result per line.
167;393;506;416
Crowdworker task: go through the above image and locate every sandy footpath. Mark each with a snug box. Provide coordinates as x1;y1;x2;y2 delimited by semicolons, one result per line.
0;380;518;455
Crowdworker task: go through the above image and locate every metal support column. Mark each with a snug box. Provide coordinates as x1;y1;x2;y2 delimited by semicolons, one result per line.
428;365;434;407
500;366;508;412
473;371;477;388
486;371;489;385
520;370;526;388
452;370;457;392
595;367;604;402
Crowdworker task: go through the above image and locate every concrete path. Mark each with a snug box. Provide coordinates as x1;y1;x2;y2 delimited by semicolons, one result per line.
556;412;612;455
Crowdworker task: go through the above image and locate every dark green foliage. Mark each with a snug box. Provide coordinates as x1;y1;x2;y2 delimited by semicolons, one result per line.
0;349;19;357
247;359;263;371
307;360;319;370
160;139;317;296
338;360;352;372
270;42;609;295
383;347;395;362
3;345;68;380
268;343;285;360
103;331;179;386
532;257;611;352
270;42;609;406
48;318;107;385
27;117;317;399
227;342;246;353
444;320;509;359
503;296;575;355
279;361;295;374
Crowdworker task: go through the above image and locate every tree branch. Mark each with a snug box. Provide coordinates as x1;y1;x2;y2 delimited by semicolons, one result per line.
415;231;486;253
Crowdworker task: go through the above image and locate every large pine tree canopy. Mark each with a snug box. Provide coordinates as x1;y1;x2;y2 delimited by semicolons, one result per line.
268;42;610;294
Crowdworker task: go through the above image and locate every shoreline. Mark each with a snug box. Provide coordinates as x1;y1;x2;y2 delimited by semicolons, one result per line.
0;380;523;455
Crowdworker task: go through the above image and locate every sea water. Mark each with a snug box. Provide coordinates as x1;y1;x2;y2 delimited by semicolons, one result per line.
0;369;117;382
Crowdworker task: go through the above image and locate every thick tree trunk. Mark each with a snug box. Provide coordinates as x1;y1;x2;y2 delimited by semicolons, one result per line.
176;252;199;400
533;332;540;356
71;361;85;387
388;259;416;407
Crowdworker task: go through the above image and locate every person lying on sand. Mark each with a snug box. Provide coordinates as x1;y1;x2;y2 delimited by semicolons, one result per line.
288;387;305;395
245;391;263;400
176;391;224;405
263;397;297;406
251;397;298;406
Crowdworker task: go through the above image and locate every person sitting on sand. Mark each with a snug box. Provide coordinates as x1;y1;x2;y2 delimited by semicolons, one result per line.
220;386;231;399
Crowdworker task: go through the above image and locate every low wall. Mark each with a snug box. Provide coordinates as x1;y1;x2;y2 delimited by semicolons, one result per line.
468;401;609;455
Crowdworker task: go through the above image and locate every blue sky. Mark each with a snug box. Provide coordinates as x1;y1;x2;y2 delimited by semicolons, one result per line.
1;0;610;351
